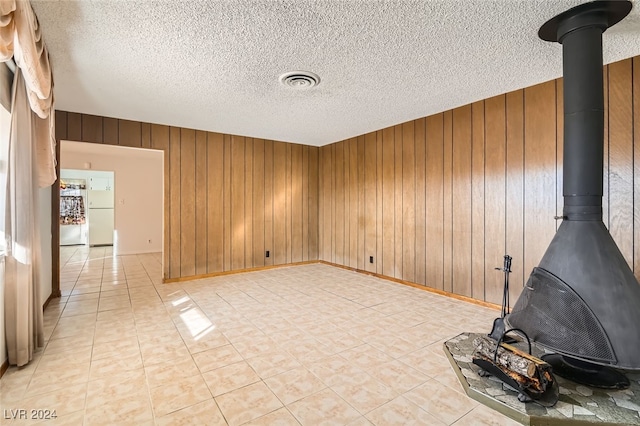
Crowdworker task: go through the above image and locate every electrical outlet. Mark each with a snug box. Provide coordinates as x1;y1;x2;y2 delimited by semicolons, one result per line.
266;250;270;258
369;256;374;263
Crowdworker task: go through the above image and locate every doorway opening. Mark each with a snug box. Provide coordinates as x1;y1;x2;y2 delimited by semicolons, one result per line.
60;169;116;248
58;140;164;266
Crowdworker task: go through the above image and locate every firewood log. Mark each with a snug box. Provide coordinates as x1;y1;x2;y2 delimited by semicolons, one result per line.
473;336;540;379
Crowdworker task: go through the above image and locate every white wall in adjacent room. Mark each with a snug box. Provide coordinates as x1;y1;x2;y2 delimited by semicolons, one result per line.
61;141;163;256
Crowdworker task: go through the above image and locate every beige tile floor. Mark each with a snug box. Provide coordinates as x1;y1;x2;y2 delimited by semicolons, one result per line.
1;247;521;425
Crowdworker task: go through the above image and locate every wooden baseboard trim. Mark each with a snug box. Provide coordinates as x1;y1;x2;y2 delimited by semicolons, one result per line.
42;292;56;311
0;359;8;378
318;260;501;311
162;259;500;311
163;260;320;283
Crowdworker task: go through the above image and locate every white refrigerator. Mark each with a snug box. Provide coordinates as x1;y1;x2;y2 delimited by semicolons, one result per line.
88;190;114;246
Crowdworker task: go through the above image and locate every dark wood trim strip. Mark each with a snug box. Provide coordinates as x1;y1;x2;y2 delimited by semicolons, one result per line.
51;111;65;299
42;293;55;311
0;358;8;378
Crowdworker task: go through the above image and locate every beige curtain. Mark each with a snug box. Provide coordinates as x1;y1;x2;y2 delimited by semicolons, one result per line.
1;0;54;367
4;68;45;366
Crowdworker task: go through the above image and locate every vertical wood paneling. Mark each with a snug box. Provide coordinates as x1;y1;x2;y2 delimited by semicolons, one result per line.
320;146;332;262
118;119;142;147
357;136;366;270
231;136;246;270
414;119;426;286
524;82;557;284
376;131;384;275
331;144;337;264
506;90;525;305
318;146;325;260
82;115;102;143
169;127;181;278
452;106;472;297
245;139;254;267
308;146;319;260
150;124;170;278
207;133;224;273
394;125;403;278
194;131;207;275
141;123;151;149
223;135;232;270
291;144;303;263
471;101;485;300
103;118;118;145
443;111;453;293
57;110;318;284
382;127;395;277
364;132;377;273
425;114;444;290
273;142;287;265
180;128;196;277
608;59;634;267
402;121;416;283
67;113;82;141
302;146;309;260
285;144;293;263
264;140;274;266
253;139;265;267
348;138;358;269
484;96;506;304
53;55;640;302
343;140;351;266
335;142;345;265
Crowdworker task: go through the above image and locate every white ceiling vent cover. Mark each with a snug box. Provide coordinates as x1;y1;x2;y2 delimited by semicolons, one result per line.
279;71;320;89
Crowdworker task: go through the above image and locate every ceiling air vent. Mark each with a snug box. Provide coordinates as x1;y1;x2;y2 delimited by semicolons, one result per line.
279;71;320;89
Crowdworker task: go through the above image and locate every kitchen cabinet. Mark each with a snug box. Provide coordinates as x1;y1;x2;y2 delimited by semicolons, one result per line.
90;176;113;191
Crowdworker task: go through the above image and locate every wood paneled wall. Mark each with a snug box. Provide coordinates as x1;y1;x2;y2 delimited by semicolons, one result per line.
54;113;319;280
52;56;639;304
319;56;640;305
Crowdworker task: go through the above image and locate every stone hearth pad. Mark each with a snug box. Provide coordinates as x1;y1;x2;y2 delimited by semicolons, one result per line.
444;332;640;425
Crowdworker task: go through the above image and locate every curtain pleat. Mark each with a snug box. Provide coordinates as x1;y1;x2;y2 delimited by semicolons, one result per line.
1;0;55;187
0;1;16;61
13;0;52;119
4;67;45;367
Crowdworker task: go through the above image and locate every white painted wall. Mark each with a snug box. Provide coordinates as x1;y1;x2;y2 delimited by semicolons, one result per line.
60;141;163;255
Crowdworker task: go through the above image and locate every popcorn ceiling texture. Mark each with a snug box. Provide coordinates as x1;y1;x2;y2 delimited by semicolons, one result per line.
31;0;640;146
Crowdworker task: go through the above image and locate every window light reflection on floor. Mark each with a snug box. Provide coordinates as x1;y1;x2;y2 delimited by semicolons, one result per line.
171;296;190;307
180;307;215;339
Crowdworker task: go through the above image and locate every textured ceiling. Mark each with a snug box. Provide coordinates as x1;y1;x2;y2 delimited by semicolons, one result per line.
31;1;640;147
